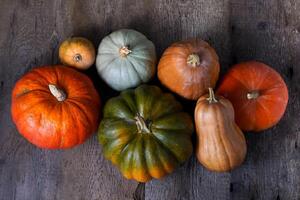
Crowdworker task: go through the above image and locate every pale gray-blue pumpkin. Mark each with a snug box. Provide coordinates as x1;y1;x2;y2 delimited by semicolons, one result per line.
96;29;156;91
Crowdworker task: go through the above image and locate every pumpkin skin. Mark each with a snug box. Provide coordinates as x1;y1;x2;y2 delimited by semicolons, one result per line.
96;29;156;91
11;65;100;149
59;37;96;70
217;61;288;132
158;39;220;100
195;88;247;172
98;85;193;182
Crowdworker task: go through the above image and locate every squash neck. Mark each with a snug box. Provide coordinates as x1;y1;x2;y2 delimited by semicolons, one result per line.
207;88;218;103
135;114;151;134
48;84;67;102
187;53;201;67
119;46;132;57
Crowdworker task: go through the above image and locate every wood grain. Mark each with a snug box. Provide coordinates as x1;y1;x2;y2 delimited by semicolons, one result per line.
0;0;299;200
0;1;139;200
229;1;300;199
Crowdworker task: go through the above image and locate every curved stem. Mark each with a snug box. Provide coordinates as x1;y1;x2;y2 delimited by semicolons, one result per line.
135;114;151;134
73;53;82;62
207;88;218;103
247;91;260;100
48;84;67;102
187;53;201;67
119;46;132;57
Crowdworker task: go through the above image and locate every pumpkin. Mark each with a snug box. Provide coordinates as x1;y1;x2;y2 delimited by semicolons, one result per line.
11;65;100;149
96;29;156;91
217;61;288;131
98;85;193;182
59;37;96;70
157;39;220;100
195;88;247;172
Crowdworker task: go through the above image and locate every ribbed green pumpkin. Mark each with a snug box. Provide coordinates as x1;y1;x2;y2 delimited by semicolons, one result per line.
98;85;193;182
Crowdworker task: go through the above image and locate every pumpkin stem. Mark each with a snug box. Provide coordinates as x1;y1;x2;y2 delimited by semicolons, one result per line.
48;84;67;102
187;53;201;67
135;114;151;134
207;88;218;103
73;53;82;62
119;46;132;57
247;91;260;100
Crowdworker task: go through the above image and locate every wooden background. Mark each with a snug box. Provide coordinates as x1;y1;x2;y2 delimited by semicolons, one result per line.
0;0;299;199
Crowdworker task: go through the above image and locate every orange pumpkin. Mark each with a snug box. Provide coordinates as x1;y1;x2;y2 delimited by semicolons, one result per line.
217;61;288;132
59;37;96;70
11;65;101;149
158;39;220;100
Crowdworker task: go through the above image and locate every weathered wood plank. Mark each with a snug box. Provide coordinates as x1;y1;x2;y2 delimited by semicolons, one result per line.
229;1;300;199
145;0;300;200
0;1;139;200
0;0;299;200
144;0;233;199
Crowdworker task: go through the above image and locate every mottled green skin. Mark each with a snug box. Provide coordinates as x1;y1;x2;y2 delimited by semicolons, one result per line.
98;85;193;182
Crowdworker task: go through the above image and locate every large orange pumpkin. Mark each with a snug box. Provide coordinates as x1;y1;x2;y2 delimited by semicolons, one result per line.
11;65;101;149
217;61;288;132
158;39;220;100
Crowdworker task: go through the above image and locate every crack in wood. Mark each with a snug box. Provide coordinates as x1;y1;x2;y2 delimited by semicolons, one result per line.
133;183;145;200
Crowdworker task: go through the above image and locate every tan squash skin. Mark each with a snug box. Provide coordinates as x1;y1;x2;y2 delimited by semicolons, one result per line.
195;88;247;172
59;37;95;70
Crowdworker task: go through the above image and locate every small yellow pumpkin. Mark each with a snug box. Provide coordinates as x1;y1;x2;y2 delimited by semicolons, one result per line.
59;37;96;70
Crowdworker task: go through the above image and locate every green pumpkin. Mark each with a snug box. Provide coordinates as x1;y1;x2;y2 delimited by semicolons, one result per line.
96;29;156;91
98;85;193;182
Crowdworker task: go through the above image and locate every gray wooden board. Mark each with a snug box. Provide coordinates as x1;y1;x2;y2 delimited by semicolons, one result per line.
0;0;299;200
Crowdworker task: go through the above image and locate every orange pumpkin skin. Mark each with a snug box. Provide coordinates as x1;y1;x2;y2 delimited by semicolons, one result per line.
11;65;100;149
59;37;96;70
158;39;220;100
217;61;288;132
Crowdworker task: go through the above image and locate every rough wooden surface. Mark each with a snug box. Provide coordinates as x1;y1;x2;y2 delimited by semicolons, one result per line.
0;0;299;200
